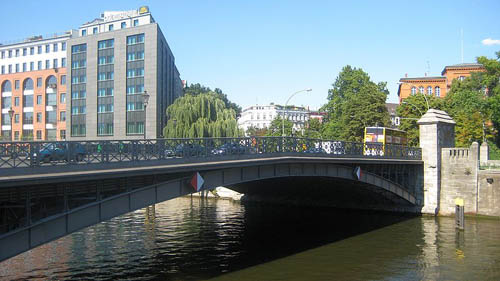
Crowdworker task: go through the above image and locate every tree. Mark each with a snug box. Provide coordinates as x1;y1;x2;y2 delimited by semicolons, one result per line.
303;118;323;139
397;94;445;146
162;93;242;138
246;126;268;137
183;83;242;116
321;65;390;142
265;116;293;137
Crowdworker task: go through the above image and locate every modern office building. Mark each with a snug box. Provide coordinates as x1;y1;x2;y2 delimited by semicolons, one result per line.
0;6;182;142
238;103;311;134
67;7;182;140
0;32;73;141
397;63;485;103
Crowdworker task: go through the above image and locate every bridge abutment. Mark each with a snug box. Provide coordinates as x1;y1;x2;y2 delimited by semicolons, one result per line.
417;109;456;215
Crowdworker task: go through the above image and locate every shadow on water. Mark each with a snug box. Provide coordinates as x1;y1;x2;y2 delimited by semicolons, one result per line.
0;196;418;280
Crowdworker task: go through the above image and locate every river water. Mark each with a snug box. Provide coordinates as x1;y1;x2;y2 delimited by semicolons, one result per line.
1;197;499;280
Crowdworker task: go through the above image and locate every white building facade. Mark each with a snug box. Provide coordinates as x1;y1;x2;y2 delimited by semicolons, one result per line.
238;103;310;134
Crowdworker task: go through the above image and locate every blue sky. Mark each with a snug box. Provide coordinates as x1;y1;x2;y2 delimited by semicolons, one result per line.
1;0;499;110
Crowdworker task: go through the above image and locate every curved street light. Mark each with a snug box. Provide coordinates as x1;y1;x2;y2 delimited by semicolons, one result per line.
142;90;150;140
8;107;14;142
282;88;312;137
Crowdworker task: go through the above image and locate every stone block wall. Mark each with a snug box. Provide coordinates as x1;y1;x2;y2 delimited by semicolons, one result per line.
478;171;500;216
440;143;479;215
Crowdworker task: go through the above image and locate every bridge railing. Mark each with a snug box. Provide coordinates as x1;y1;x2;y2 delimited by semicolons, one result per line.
0;137;421;169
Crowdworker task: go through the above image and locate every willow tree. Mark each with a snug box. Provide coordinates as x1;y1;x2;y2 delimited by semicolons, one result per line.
163;93;242;138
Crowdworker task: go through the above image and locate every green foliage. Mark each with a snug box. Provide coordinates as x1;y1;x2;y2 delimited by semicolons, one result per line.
245;126;269;137
303;118;323;139
321;65;390;142
396;94;445;146
163;93;242;138
184;83;242;116
265;116;293;137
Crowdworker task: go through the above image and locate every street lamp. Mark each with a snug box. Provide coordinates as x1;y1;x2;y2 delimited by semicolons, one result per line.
402;101;423;116
282;88;312;137
142;90;150;140
8;107;14;142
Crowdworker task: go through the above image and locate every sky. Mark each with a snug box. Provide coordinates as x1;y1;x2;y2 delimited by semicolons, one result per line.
1;0;499;110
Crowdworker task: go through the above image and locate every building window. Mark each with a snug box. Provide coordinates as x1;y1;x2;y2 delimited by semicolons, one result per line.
36;112;42;122
37;46;42;54
8;50;12;58
60;111;66;121
14;131;19;141
15;49;19;57
82;29;87;36
71;124;86;137
36;130;42;140
121;22;126;29
71;44;86;53
30;62;34;71
37;77;42;87
1;51;4;59
14;97;19;106
22;63;27;72
45;44;50;53
419;86;424;94
427;86;432;95
45;60;50;69
435;86;441;97
459;76;465;81
15;80;20;90
23;48;27;56
8;65;11;73
36;95;42;105
14;114;19;123
127;33;145;45
108;24;114;31
38;61;42;70
62;42;66;51
15;64;19;73
30;47;34;55
60;130;66;140
127;122;144;134
133;19;139;26
60;93;66;103
93;27;98;34
53;58;58;68
53;43;58;52
61;58;66;67
1;66;4;74
61;75;66;85
98;104;114;113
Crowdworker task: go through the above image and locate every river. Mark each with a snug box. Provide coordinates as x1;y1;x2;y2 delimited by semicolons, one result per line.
1;197;499;280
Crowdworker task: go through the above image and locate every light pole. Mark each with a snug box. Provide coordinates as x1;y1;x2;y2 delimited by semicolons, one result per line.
282;88;312;137
402;101;424;116
142;90;150;140
8;107;14;142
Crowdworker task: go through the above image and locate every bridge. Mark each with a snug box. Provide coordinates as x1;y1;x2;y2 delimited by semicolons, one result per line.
0;136;423;261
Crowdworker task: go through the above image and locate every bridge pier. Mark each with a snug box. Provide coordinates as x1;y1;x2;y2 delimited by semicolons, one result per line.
418;109;456;215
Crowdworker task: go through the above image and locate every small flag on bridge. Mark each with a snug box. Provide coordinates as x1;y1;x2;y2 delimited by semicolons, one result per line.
353;166;362;180
190;172;204;192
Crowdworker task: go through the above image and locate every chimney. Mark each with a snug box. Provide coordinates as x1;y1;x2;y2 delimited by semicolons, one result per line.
405;73;408;78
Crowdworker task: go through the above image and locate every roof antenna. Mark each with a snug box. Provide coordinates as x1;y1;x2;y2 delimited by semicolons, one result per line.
426;59;431;76
461;28;464;63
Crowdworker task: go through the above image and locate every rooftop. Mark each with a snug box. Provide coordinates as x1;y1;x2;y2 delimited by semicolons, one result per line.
441;63;484;75
400;76;446;82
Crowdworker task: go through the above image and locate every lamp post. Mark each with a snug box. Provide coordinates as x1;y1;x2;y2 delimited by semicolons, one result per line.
402;101;424;116
8;107;14;142
142;90;150;140
282;88;312;137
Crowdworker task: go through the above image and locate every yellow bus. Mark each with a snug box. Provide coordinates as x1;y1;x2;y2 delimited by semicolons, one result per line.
363;127;407;155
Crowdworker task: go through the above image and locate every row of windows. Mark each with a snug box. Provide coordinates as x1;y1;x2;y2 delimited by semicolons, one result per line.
98;39;114;50
1;111;65;125
127;34;145;45
97;123;114;135
127;51;144;62
0;42;66;60
410;86;441;97
1;76;64;92
97;88;113;97
97;104;114;113
1;58;66;74
1;93;66;108
126;101;144;111
71;59;86;69
71;75;87;84
98;55;114;65
98;71;114;81
126;84;145;94
81;19;140;36
71;105;86;115
1;129;66;141
126;68;144;78
70;121;144;137
71;90;86;99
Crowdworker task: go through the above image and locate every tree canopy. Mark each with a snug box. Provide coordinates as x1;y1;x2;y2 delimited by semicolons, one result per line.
321;65;390;142
163;92;241;138
184;83;242;116
265;116;294;137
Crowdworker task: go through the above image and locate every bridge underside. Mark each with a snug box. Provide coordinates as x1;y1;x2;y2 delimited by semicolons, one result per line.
229;176;417;212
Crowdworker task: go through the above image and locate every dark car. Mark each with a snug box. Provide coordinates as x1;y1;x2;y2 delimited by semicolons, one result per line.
212;143;247;155
304;147;326;154
174;143;205;157
33;143;87;163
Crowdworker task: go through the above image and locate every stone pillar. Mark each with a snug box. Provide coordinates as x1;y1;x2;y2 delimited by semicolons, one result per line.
417;109;456;215
480;141;489;166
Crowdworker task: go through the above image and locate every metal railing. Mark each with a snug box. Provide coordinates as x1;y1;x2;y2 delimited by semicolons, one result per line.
0;137;422;169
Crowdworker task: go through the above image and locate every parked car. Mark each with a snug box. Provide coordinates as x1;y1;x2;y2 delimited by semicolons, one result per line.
304;147;326;154
33;143;87;163
173;143;205;157
212;143;247;155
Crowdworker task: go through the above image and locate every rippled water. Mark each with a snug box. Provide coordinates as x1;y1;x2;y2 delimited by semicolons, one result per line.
1;197;499;280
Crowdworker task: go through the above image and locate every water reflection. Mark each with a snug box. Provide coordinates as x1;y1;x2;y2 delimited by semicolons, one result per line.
0;197;499;280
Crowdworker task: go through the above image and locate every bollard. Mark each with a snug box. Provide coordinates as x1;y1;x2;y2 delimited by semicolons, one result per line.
455;197;464;230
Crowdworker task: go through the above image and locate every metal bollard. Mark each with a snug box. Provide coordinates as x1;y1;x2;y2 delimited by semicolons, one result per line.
455;198;464;230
